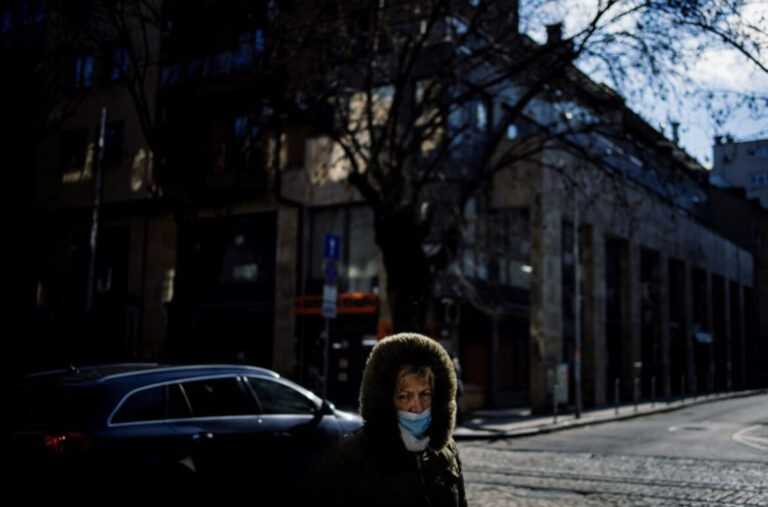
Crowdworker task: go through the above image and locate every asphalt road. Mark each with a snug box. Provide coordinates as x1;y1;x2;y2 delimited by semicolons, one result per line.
459;394;768;506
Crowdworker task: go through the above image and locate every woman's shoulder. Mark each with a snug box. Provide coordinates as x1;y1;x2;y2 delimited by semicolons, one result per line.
430;439;463;470
432;437;459;454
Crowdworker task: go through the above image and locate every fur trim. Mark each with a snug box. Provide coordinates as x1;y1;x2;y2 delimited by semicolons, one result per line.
359;333;457;451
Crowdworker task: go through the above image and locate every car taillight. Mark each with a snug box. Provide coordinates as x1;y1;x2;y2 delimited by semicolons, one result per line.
44;432;91;456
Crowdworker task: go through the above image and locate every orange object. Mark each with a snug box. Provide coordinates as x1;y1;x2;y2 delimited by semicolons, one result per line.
296;292;378;316
377;319;393;339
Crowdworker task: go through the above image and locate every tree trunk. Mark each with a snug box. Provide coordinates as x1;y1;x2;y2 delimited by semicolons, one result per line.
375;206;432;333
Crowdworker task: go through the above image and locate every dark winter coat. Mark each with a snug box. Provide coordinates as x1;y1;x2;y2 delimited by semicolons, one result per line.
319;333;468;507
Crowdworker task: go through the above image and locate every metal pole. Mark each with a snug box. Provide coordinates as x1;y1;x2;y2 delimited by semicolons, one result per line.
681;375;685;404
651;376;656;408
553;382;558;425
322;317;330;399
614;379;620;416
634;377;639;413
573;201;582;419
298;205;308;386
85;107;108;314
693;374;698;401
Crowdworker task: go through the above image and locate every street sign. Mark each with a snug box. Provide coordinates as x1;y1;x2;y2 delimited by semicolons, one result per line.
322;284;337;319
324;234;341;260
324;260;338;284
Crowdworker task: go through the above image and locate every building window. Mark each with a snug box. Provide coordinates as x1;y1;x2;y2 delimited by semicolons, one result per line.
74;54;95;89
31;0;45;24
111;47;129;81
751;172;768;187
476;101;487;129
61;129;89;174
231;113;263;173
448;103;471;146
19;0;45;24
308;206;377;293
447;16;468;37
160;64;182;86
348;207;377;292
233;29;265;71
103;121;125;167
234;115;250;139
1;7;12;33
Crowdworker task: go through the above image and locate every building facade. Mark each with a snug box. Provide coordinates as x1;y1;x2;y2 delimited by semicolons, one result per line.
17;0;767;414
712;138;768;209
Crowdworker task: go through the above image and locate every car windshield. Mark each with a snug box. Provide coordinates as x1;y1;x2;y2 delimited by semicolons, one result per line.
13;381;110;431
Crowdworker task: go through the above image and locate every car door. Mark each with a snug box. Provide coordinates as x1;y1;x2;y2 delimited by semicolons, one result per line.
243;376;340;481
172;375;264;477
101;383;193;472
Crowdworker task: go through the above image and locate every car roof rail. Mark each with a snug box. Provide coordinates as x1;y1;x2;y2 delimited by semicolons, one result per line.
23;362;162;380
24;367;72;379
98;364;280;383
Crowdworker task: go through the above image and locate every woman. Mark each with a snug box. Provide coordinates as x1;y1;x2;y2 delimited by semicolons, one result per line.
321;332;468;506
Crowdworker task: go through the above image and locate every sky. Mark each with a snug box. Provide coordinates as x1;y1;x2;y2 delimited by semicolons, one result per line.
681;43;768;167
521;0;768;169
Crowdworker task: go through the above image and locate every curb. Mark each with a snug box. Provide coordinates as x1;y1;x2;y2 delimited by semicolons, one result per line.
454;388;768;441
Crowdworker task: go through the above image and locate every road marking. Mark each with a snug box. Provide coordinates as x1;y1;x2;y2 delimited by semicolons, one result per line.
732;425;768;452
668;425;707;432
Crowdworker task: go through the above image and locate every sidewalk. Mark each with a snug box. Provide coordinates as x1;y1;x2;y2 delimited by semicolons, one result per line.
453;388;768;441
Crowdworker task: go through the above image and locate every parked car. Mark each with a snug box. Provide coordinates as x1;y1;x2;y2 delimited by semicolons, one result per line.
10;363;362;485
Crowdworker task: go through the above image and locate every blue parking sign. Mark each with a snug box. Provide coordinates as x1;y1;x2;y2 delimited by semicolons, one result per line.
324;234;340;260
324;261;338;284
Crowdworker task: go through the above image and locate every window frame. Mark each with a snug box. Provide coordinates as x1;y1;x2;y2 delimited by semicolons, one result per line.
107;374;259;427
107;381;192;427
244;376;319;416
180;375;260;419
74;54;95;89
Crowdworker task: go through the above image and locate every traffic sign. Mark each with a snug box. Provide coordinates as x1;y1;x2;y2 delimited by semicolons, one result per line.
324;260;338;284
322;284;337;319
324;234;340;260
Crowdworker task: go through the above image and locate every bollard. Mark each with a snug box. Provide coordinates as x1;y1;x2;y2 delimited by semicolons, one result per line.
681;375;685;405
634;377;639;413
553;388;558;425
693;375;697;402
614;379;620;416
652;376;656;408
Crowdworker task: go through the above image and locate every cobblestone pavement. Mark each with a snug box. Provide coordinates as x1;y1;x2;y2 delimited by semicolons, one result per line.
460;442;768;506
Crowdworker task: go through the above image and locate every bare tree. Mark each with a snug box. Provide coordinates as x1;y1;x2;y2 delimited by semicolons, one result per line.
294;0;765;336
64;0;765;338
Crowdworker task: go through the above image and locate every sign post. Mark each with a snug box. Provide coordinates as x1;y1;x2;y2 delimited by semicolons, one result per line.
321;234;340;399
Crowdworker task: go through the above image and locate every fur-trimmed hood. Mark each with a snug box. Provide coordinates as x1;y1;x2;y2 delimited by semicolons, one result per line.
359;333;457;451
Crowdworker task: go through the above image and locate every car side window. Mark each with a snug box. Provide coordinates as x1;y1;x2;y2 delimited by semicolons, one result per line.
247;378;316;415
112;386;165;424
168;383;192;419
182;377;257;417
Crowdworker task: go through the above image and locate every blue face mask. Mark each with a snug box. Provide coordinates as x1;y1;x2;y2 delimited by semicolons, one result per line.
398;408;432;438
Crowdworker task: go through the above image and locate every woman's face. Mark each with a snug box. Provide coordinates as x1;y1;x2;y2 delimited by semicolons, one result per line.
394;371;433;413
